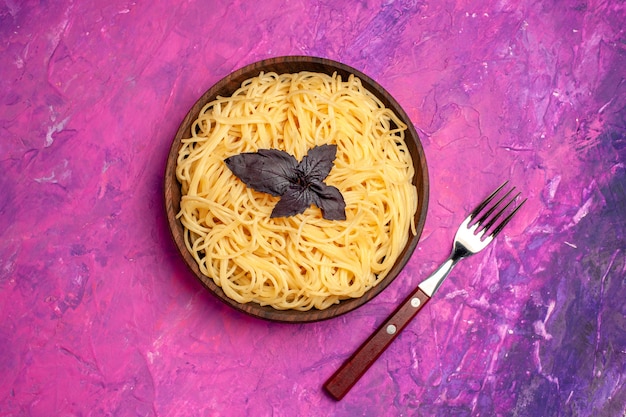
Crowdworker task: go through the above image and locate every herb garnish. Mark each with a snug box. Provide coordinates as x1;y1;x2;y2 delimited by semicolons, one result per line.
224;144;346;220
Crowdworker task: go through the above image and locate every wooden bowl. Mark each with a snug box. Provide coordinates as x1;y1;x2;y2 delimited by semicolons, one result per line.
164;56;429;322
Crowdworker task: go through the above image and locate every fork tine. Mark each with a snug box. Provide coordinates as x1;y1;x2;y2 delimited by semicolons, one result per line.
469;181;509;220
481;190;521;231
490;197;527;237
475;187;516;226
472;182;526;239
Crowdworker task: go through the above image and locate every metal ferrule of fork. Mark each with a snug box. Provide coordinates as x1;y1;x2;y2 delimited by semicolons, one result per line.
418;258;456;298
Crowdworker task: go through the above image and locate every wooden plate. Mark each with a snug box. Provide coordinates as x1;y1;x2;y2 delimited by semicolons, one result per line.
164;56;429;322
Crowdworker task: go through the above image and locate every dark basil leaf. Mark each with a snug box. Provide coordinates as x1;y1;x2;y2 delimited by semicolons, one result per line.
225;145;346;221
299;144;337;182
271;184;314;218
225;149;297;196
310;183;347;221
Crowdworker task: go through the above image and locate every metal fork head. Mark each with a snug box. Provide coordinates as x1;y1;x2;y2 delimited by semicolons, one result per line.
454;181;526;255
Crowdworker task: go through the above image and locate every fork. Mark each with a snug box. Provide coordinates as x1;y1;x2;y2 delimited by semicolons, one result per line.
324;181;526;400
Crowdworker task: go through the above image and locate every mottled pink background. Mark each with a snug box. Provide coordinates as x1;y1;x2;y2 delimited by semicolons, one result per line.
1;0;625;416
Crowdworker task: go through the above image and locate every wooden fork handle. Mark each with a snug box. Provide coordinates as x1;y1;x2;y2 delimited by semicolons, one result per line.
323;288;431;400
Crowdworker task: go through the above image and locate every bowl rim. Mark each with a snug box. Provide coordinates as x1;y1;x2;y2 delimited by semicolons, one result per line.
164;55;429;322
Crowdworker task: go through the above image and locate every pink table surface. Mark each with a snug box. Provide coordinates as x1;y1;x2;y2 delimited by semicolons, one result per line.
1;0;625;416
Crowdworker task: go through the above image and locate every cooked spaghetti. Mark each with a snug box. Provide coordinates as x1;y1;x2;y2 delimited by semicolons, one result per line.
176;71;418;310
